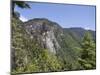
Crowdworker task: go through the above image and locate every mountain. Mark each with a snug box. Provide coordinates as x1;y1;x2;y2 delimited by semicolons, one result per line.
23;18;63;54
64;27;95;42
11;18;96;74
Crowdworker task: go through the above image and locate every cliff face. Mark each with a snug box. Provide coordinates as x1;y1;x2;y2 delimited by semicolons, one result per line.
11;18;95;73
24;18;95;54
23;18;64;54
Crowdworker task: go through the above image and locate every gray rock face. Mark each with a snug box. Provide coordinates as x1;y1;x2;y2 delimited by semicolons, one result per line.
23;18;62;54
43;30;60;54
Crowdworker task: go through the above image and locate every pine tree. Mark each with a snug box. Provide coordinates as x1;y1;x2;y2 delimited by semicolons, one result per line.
12;1;30;17
78;31;96;69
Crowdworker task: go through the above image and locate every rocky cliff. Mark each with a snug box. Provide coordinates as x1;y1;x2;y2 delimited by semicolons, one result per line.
23;18;64;54
11;18;96;74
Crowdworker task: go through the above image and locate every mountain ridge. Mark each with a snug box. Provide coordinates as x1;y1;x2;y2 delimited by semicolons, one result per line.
11;18;96;73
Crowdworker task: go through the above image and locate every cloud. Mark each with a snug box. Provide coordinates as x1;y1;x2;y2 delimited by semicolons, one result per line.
84;27;91;30
19;16;28;22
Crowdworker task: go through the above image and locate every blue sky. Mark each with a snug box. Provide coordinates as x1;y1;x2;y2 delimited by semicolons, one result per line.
15;2;96;30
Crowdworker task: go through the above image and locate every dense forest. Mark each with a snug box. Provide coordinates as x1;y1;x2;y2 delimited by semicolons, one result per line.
11;1;96;74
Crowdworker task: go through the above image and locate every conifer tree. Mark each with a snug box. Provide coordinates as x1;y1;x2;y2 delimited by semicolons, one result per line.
78;31;96;69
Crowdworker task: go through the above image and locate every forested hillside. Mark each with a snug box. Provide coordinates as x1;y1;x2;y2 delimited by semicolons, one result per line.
11;17;96;74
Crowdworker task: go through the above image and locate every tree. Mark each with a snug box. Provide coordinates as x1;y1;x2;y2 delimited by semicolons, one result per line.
11;18;62;74
12;1;30;17
78;31;96;69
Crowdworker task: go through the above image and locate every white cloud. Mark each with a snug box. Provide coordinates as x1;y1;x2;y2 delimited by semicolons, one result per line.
19;16;28;22
84;27;91;30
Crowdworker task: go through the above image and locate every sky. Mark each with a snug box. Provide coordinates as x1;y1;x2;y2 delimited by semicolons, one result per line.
15;2;96;30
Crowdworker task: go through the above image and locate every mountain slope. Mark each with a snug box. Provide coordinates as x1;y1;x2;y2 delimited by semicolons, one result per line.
23;18;95;70
11;18;96;73
63;27;95;48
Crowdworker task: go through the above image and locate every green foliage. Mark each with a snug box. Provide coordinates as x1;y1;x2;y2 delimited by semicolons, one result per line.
12;1;30;18
11;18;96;74
11;18;62;74
13;1;30;9
39;49;62;72
78;31;96;69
